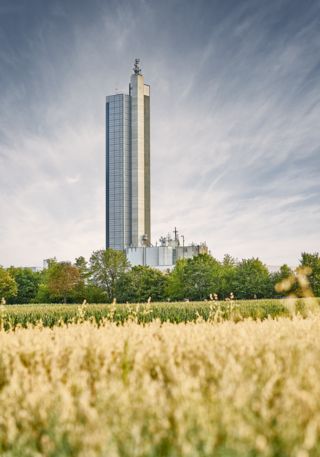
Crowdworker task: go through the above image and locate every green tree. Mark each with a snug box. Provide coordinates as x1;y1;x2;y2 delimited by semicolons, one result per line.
299;252;320;297
6;267;41;304
82;284;107;303
89;249;129;302
166;259;187;301
75;256;89;280
184;254;221;300
219;254;238;299
72;256;90;303
41;261;81;304
116;266;168;303
271;264;295;298
232;258;271;299
0;267;17;301
167;254;221;301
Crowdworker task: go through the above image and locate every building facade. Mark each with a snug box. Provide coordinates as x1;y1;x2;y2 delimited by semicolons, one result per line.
126;229;209;271
106;59;150;250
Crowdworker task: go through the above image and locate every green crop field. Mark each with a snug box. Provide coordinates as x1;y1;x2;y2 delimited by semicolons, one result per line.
1;298;319;330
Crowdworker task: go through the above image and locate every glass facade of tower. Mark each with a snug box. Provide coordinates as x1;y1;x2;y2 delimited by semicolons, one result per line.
106;63;150;251
106;94;130;250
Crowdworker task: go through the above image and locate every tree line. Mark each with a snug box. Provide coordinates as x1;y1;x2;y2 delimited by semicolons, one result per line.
0;250;319;304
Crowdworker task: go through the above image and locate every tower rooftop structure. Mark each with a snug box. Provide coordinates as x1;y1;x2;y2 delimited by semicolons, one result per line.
133;58;142;75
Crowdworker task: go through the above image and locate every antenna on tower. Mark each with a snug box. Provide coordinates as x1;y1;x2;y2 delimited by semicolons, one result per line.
133;58;142;75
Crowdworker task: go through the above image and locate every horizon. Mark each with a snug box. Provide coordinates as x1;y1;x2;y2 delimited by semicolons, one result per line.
0;0;319;268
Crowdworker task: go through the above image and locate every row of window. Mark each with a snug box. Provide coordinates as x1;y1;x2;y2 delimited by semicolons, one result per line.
108;145;129;149
108;143;128;147
108;146;129;151
108;124;128;129
108;107;128;111
109;113;126;118
108;142;129;146
108;135;129;139
108;99;124;103
108;103;127;108
108;117;127;122
108;96;129;102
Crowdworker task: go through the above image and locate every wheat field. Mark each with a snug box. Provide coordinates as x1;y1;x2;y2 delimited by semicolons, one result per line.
1;315;320;456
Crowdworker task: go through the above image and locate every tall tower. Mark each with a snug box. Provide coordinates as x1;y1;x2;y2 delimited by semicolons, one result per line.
106;59;151;250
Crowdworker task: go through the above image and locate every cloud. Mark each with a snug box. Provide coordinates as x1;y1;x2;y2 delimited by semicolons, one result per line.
0;0;319;267
66;175;81;185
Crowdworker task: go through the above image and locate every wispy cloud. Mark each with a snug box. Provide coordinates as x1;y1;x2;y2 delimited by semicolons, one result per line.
0;0;319;266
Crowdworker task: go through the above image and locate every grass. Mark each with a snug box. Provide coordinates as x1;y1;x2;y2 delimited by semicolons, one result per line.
1;315;320;456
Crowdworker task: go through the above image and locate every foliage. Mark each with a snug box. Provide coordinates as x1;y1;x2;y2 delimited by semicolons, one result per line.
39;261;81;304
218;254;238;299
6;267;41;304
115;265;168;303
80;284;107;303
165;258;187;300
300;252;320;297
166;254;222;300
183;254;222;300
3;251;320;304
231;257;271;299
271;264;295;297
75;256;89;280
89;249;129;302
0;266;17;300
2;316;320;455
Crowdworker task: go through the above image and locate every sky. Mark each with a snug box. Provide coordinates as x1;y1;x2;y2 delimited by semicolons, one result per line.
0;0;319;268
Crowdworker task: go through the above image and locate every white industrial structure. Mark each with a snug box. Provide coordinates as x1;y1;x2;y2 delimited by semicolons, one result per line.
126;228;208;270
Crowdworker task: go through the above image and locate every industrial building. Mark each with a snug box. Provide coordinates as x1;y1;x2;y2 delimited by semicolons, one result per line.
105;60;207;269
126;228;208;270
